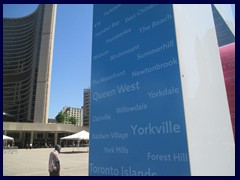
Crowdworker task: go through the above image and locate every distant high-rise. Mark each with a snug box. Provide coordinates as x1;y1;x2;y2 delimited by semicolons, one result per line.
83;89;90;127
3;4;57;123
61;106;83;126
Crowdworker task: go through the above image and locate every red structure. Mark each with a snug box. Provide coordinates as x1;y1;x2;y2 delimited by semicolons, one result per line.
219;42;235;137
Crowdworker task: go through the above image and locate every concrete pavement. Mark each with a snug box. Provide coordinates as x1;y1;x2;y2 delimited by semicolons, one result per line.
3;147;89;176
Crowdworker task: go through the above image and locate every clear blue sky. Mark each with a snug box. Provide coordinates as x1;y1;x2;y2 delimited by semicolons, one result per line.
3;4;93;119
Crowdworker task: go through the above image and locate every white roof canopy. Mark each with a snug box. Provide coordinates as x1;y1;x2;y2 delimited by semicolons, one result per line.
60;130;89;140
3;135;14;141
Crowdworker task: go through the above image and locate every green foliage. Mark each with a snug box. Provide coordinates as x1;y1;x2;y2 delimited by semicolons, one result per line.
55;112;65;123
55;112;77;125
68;116;77;125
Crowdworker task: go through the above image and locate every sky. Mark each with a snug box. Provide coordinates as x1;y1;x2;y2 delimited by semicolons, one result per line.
232;4;235;18
3;4;93;119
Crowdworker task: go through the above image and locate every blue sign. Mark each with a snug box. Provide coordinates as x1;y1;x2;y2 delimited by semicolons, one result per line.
89;4;191;176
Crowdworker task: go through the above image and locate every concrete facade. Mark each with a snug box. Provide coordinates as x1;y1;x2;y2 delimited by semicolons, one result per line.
3;4;56;123
34;5;57;123
61;106;83;127
3;122;89;148
83;89;90;127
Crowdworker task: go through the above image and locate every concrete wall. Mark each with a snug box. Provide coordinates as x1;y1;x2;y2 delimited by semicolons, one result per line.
3;122;89;133
34;4;57;123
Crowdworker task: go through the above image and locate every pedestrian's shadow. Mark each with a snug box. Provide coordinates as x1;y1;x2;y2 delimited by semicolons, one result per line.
61;151;88;154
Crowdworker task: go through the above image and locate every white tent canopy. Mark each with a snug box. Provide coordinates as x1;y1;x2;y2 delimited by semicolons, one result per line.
3;135;14;141
60;130;89;140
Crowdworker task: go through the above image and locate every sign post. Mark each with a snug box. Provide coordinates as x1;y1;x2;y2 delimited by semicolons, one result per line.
89;4;190;176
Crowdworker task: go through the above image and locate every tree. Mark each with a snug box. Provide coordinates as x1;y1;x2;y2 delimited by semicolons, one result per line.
55;112;77;125
68;116;77;125
55;112;65;123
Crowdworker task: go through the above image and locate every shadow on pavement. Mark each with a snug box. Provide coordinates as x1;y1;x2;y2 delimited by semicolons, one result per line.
61;151;88;154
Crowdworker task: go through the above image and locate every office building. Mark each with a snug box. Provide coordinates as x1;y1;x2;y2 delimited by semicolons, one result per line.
61;106;83;126
83;89;90;127
3;4;55;123
3;4;88;148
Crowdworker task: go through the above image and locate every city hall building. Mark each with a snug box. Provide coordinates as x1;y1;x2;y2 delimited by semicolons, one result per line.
3;4;88;148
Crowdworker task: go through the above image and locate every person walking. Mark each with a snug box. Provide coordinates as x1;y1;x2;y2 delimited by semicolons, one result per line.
48;144;61;176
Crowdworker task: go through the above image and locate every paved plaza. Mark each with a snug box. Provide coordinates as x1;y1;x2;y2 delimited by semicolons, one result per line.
3;147;89;176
